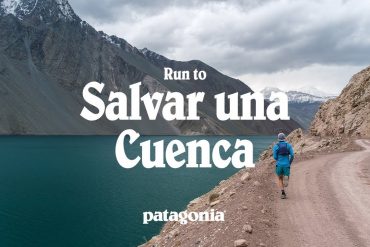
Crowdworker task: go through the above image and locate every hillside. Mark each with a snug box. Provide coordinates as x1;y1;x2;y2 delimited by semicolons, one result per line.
310;66;370;137
0;0;300;135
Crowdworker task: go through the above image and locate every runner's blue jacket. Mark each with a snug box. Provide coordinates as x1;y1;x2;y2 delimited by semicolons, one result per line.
273;140;294;167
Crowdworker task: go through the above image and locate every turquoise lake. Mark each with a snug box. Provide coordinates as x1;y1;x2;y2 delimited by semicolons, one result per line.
0;136;274;247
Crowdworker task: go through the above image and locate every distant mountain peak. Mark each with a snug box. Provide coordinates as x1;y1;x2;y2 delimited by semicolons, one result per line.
297;86;337;97
0;0;78;21
261;87;335;103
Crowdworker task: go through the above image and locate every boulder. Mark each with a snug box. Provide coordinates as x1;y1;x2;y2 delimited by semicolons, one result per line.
243;224;253;233
234;239;248;247
210;200;220;207
241;172;251;183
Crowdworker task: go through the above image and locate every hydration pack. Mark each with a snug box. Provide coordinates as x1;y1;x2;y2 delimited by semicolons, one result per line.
278;142;290;156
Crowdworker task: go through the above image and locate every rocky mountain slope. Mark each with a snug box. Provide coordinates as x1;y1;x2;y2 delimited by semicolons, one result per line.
311;66;370;137
0;0;300;135
261;87;335;129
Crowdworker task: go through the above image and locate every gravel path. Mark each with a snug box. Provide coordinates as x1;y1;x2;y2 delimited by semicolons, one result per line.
278;139;370;247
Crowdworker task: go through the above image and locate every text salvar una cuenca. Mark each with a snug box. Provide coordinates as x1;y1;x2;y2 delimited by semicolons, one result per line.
80;81;290;169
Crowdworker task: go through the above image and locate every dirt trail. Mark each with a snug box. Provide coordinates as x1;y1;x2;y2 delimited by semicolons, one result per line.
278;139;370;247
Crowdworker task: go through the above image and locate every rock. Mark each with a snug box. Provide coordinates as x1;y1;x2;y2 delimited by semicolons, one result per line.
241;172;251;183
210;200;220;207
243;224;253;233
195;240;201;245
287;128;304;144
169;229;179;238
229;191;236;197
234;239;248;247
261;208;266;214
259;149;272;161
242;206;248;211
253;181;261;186
259;243;266;246
209;193;220;203
219;188;226;195
261;219;272;227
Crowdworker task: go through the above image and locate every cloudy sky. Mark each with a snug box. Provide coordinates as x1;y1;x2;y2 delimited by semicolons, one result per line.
69;0;370;94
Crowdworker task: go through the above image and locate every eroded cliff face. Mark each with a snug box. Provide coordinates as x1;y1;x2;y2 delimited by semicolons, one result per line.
310;66;370;138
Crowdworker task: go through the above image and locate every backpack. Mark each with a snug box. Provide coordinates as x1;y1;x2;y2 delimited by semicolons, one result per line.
277;142;290;156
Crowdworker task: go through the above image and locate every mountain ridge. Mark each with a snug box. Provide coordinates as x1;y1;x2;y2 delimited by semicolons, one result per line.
0;0;300;135
261;86;335;103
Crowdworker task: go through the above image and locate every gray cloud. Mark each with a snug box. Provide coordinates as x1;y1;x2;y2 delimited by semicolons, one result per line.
68;0;370;93
69;0;228;23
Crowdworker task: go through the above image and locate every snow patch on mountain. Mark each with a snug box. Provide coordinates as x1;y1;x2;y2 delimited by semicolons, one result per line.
297;86;337;98
1;0;77;21
99;32;137;53
140;47;169;64
286;91;328;103
55;0;74;20
1;0;38;17
261;87;335;103
141;48;161;58
1;0;19;15
101;33;121;48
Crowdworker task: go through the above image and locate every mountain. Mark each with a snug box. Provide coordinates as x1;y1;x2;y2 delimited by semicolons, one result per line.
310;66;370;137
0;0;300;135
261;87;335;129
261;87;335;103
298;86;337;98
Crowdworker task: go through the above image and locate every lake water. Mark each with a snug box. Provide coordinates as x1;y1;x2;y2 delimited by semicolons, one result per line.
0;136;274;247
